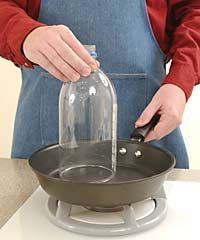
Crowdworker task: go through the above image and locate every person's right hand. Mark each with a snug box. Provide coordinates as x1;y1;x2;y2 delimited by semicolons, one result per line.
23;25;98;82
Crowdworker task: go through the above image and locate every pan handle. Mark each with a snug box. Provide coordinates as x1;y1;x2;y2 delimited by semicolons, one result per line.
130;114;160;142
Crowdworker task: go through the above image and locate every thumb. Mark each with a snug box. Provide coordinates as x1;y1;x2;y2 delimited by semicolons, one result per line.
135;100;159;128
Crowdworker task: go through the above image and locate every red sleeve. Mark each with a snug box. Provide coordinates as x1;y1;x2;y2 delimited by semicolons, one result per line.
0;0;45;67
162;0;200;100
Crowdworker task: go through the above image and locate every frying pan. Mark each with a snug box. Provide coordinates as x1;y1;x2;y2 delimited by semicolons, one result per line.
29;114;175;207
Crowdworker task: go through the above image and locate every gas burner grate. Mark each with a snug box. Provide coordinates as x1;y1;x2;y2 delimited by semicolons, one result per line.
45;188;167;236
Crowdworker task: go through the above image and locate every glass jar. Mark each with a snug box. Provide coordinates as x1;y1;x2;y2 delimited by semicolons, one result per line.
59;45;117;183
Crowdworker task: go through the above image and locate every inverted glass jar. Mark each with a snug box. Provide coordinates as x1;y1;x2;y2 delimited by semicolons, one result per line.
59;45;117;183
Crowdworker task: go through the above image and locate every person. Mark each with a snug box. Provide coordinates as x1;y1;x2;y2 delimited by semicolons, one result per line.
0;0;200;169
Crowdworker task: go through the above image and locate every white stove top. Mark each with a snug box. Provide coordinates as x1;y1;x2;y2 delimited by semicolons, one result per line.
0;181;200;240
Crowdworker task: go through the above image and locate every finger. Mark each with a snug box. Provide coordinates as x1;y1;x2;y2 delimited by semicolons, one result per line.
144;130;157;142
57;25;98;68
145;114;176;142
48;37;91;77
135;100;159;128
41;44;81;81
37;52;69;82
96;60;100;68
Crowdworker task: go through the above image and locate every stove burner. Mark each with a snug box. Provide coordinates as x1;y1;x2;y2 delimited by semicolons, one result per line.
46;188;167;236
85;205;123;212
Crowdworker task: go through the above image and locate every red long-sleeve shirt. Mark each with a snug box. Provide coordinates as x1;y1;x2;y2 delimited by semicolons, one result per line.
0;0;200;99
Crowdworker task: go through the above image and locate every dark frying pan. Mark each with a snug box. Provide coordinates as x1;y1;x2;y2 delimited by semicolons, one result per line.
29;114;175;207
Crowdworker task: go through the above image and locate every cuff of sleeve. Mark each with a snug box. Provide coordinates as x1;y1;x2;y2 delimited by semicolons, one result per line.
6;17;46;68
162;63;197;101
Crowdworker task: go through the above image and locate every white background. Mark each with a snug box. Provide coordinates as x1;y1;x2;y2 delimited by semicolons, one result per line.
0;58;199;169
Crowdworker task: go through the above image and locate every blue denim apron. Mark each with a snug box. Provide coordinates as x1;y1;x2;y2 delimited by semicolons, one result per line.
11;0;189;168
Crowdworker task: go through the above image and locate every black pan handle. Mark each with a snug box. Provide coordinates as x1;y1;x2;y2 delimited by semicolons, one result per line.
130;114;161;142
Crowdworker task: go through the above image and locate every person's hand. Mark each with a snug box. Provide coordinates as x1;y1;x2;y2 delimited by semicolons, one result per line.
23;25;99;82
135;84;186;142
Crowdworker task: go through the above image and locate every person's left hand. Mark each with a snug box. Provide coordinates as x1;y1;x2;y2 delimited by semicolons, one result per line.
135;84;186;142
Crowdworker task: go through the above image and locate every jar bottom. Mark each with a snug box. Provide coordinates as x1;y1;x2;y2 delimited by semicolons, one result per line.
59;165;114;183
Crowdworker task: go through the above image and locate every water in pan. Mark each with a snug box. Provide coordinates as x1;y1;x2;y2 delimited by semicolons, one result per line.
111;164;155;182
49;164;154;182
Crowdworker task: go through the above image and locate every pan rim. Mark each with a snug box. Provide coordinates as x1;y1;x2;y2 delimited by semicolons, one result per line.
28;141;176;185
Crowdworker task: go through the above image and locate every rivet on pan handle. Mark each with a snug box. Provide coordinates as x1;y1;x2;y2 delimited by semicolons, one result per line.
130;114;161;142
